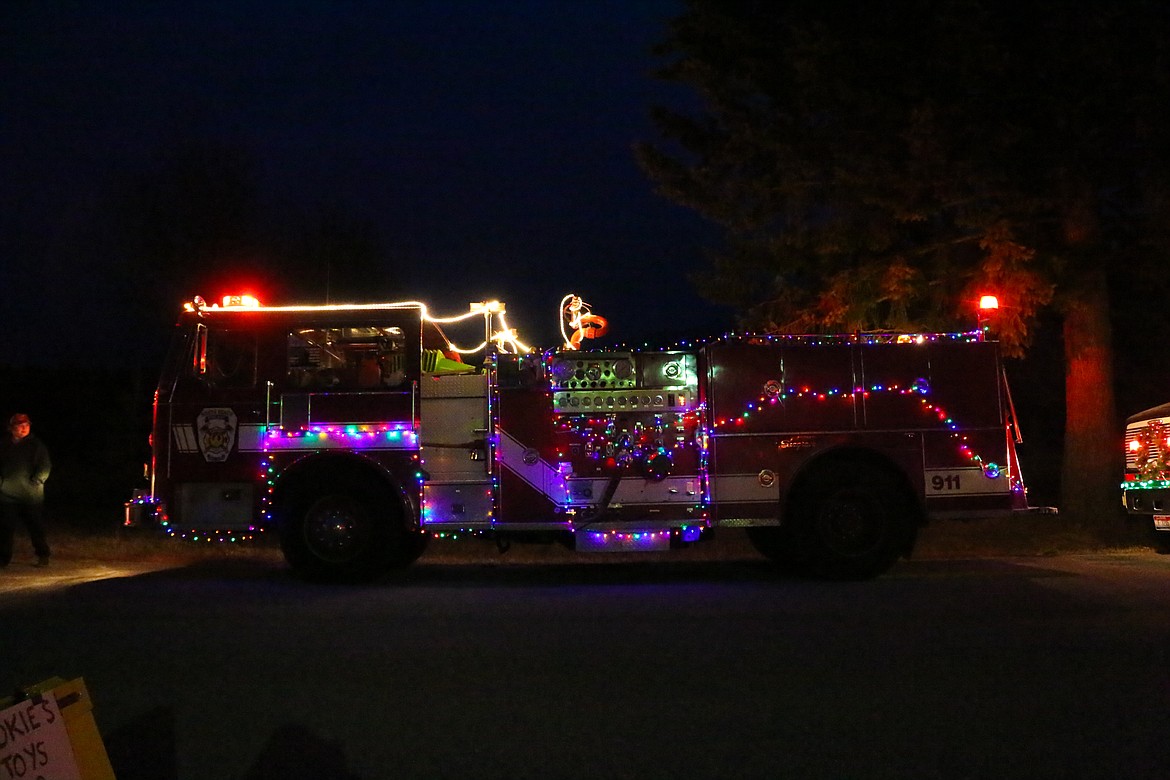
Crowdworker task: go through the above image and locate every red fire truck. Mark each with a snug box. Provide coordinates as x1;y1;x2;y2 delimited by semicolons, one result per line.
128;293;1031;580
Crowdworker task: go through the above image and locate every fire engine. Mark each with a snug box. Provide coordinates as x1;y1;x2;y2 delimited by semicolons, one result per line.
127;293;1031;581
1121;404;1170;553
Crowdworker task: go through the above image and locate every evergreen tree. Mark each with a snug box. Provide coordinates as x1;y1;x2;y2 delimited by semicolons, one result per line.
638;0;1170;527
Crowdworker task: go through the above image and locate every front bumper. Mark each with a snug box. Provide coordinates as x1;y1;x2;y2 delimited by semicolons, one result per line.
1122;482;1170;515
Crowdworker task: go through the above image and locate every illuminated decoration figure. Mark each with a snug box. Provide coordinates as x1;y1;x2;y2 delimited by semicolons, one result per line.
560;294;609;349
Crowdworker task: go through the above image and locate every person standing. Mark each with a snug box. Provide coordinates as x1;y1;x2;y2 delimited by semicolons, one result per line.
0;413;52;567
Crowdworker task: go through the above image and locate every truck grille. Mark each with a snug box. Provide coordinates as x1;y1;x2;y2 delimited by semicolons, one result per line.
1125;416;1170;470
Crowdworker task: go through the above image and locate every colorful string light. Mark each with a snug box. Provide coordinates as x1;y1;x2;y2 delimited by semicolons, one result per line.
261;423;418;449
712;379;1019;490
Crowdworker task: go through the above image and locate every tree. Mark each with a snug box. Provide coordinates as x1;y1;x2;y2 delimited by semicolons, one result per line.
638;0;1170;527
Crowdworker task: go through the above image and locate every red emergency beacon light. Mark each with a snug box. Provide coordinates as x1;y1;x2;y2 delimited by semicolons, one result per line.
977;294;999;336
222;294;260;308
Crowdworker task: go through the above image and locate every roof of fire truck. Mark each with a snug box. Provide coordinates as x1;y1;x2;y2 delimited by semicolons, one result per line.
183;294;531;355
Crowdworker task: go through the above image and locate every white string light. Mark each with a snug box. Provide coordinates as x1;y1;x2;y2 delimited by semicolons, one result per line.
189;295;533;354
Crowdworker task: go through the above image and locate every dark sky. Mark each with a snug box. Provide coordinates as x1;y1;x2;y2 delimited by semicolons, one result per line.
2;1;729;365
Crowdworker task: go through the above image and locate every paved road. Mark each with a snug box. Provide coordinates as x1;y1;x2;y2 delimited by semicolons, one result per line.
2;549;1169;780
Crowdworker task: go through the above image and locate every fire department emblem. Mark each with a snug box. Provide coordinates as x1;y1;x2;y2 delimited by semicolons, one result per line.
197;407;237;463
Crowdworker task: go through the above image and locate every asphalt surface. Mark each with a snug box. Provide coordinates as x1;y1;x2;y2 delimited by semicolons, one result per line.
2;549;1169;779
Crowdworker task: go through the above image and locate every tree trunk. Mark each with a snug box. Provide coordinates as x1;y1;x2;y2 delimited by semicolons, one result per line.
1060;269;1123;530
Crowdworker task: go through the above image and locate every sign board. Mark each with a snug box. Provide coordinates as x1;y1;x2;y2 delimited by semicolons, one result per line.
0;692;81;780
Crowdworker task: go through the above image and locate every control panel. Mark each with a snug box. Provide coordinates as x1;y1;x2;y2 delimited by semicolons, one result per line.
549;351;698;413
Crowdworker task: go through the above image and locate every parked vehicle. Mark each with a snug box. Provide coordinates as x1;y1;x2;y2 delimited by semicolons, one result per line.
127;293;1034;580
1121;403;1170;553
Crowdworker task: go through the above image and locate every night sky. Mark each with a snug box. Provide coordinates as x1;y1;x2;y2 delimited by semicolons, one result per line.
2;1;729;366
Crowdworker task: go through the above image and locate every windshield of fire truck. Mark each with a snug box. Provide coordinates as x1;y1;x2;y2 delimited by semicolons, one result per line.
287;326;407;390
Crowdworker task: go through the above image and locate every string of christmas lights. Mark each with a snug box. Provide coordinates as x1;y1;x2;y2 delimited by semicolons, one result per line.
712;379;1018;490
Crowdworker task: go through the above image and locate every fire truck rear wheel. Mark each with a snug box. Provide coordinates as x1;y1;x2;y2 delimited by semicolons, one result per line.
787;459;915;580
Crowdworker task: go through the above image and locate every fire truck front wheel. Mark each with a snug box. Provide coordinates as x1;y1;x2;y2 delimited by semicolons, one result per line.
786;459;917;580
280;484;418;582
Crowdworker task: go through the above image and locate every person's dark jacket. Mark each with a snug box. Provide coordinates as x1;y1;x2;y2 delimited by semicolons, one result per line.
0;434;51;504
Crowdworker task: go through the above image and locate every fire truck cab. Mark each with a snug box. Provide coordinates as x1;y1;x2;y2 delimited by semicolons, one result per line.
131;294;1030;581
